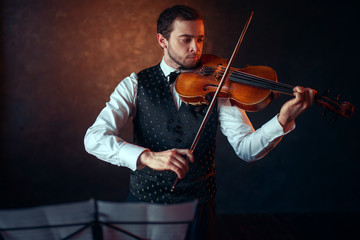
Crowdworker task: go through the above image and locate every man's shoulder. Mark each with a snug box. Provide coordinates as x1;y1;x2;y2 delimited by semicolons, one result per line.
137;64;162;78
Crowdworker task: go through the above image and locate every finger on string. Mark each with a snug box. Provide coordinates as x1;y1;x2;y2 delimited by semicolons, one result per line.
293;86;305;94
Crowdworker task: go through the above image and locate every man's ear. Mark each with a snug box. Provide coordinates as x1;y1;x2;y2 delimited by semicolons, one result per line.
157;33;168;49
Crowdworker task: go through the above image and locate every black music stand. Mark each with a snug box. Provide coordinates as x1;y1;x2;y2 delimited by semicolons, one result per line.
0;199;198;240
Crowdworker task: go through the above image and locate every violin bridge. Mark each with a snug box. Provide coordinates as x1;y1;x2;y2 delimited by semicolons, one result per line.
200;66;214;77
214;65;224;81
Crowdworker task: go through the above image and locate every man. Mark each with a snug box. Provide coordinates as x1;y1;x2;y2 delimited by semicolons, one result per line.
84;5;315;239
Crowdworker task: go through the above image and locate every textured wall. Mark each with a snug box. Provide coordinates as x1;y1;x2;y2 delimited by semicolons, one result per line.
1;0;359;213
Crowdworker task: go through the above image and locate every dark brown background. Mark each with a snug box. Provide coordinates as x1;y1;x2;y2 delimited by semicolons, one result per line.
1;0;359;214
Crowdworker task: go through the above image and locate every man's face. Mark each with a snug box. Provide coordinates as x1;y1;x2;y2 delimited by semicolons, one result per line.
160;19;204;69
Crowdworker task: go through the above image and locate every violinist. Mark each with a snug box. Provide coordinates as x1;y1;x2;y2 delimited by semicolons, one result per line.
84;5;315;239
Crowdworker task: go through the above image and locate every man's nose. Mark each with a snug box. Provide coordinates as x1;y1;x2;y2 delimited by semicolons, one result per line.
190;40;199;52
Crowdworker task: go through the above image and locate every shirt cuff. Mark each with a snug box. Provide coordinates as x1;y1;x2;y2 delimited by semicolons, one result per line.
119;143;148;171
262;114;296;137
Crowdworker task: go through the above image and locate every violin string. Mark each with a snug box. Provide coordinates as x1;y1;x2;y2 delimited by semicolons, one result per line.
205;67;295;95
230;69;294;94
226;69;294;94
232;69;293;88
205;67;275;88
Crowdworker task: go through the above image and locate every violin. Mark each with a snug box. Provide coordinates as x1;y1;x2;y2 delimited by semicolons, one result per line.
175;54;354;118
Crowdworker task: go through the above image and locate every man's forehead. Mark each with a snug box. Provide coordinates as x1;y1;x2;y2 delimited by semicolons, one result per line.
171;19;205;36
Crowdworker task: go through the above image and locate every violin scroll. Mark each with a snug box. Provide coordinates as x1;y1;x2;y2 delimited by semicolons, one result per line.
316;90;354;118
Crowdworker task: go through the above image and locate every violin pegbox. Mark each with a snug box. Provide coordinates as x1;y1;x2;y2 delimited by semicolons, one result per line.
316;89;354;118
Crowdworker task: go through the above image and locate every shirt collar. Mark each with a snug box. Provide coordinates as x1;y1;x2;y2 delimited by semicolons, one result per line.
160;57;179;77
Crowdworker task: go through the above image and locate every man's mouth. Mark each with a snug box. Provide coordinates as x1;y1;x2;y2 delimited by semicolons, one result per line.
187;55;199;60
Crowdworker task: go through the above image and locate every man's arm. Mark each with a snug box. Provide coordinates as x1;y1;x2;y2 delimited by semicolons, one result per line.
219;86;315;162
84;73;147;171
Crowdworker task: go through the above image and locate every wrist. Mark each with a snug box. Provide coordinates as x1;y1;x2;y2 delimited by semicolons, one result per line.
137;149;151;169
277;114;294;133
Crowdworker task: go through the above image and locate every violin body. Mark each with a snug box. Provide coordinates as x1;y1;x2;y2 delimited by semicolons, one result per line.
175;54;354;117
176;54;279;112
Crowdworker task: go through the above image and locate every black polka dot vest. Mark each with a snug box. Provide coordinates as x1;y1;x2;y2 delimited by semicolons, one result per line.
130;64;219;204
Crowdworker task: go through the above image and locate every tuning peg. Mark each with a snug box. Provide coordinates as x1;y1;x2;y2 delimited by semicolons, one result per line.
336;93;340;102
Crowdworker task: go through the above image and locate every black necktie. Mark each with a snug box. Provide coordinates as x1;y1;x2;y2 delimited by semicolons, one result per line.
168;71;180;85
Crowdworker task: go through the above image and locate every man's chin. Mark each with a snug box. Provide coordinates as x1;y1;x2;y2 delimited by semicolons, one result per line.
181;59;200;70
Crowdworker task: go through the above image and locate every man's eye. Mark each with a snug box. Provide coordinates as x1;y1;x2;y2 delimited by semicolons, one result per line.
183;38;191;43
197;38;204;43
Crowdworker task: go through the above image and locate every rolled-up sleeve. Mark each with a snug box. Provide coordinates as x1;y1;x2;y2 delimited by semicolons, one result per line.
218;99;295;162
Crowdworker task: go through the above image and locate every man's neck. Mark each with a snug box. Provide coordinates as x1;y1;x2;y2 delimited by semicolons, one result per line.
163;54;181;69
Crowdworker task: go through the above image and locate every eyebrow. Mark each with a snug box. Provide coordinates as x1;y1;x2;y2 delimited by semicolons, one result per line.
179;34;205;38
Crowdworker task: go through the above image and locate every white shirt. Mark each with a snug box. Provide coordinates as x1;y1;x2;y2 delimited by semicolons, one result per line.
84;59;294;171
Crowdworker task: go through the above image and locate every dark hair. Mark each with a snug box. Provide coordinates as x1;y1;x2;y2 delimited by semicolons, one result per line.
157;5;203;40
